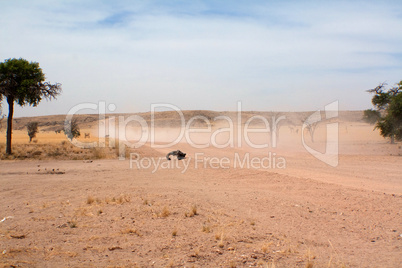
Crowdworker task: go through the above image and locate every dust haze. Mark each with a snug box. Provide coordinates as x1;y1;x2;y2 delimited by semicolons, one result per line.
0;110;401;267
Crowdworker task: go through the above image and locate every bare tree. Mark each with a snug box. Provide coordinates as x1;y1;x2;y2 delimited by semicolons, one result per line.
302;112;321;143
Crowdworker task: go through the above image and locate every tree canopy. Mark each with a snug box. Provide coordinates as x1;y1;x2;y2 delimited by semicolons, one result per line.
0;58;62;154
365;81;402;143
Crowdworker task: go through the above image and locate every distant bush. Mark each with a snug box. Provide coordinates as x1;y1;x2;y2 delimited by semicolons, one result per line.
27;122;39;142
64;118;80;140
363;109;381;124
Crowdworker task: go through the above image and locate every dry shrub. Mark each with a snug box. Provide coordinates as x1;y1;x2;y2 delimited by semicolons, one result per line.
228;260;236;268
68;220;77;228
0;141;115;160
191;204;198;216
160;206;170;218
86;196;95;205
215;232;222;240
202;225;211;233
172;229;178;237
185;204;198;217
121;228;140;236
116;194;131;204
105;194;130;205
261;242;273;253
91;147;106;159
218;238;224;248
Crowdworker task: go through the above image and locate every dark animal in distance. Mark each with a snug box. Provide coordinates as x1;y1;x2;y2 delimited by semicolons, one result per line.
166;150;186;160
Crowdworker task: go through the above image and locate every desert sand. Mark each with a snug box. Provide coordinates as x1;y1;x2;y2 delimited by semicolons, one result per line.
0;111;401;267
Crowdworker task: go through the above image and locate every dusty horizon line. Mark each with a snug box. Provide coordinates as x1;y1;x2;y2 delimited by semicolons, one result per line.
8;109;365;120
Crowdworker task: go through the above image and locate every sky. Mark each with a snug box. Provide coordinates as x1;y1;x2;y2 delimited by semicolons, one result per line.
1;0;402;117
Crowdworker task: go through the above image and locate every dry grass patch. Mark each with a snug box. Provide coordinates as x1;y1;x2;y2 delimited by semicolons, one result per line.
74;207;93;217
202;224;211;233
217;238;224;248
261;242;273;253
214;231;225;241
228;260;237;268
185;204;198;217
105;194;131;205
159;206;170;218
172;229;178;237
86;196;95;205
67;220;78;228
121;227;140;236
0;142;116;160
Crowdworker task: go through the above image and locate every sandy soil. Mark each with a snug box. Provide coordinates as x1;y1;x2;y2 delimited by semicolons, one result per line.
0;112;401;267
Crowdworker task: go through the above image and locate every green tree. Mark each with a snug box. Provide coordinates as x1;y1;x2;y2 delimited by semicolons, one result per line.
27;121;39;142
367;81;402;143
363;109;381;124
0;58;61;154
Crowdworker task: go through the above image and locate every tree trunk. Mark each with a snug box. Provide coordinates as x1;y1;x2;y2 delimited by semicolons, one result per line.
390;135;395;144
6;97;14;155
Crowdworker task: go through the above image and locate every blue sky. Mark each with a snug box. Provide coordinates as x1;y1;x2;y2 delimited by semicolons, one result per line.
1;0;402;117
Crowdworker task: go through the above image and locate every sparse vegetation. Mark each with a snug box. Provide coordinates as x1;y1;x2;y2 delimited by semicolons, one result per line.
64;118;80;140
0;142;115;160
27;122;39;142
185;204;198;217
172;229;178;237
121;228;140;236
215;232;222;240
228;260;237;268
68;220;77;228
202;224;211;233
86;196;95;205
91;147;106;159
0;110;399;267
191;204;198;216
105;194;131;205
304;248;315;268
261;242;273;253
160;206;170;218
218;238;224;248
